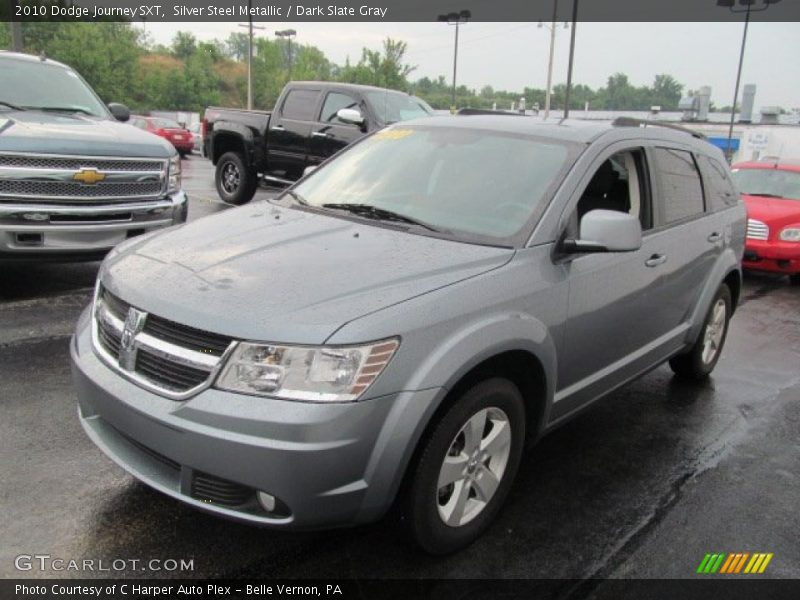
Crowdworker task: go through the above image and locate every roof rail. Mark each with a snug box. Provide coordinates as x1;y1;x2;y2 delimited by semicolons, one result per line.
612;116;705;139
457;108;527;117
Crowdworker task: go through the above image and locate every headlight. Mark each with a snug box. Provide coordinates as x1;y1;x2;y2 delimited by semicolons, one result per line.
215;338;399;402
779;227;800;242
167;154;181;193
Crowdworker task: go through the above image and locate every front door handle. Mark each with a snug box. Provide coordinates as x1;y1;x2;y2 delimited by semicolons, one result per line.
707;232;722;243
311;131;331;138
645;254;667;267
271;125;285;131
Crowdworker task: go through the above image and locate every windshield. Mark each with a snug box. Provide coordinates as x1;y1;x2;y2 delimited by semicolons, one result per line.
366;91;434;124
289;125;574;242
731;167;800;201
0;56;109;118
151;117;181;129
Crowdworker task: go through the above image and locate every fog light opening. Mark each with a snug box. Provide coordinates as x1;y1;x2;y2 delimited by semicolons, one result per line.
257;491;291;517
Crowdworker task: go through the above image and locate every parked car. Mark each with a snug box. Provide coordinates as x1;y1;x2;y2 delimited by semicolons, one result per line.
72;116;744;554
731;160;800;284
204;81;434;204
188;122;203;155
130;115;194;157
0;52;187;261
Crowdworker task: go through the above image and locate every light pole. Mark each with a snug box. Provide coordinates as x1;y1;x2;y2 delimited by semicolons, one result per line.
438;10;471;113
538;1;569;120
717;0;781;162
9;1;23;52
238;0;265;110
275;29;297;80
563;0;579;119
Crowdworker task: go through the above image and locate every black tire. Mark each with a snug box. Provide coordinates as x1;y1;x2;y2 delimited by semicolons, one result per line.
669;284;732;380
789;274;800;286
404;378;526;554
215;151;258;205
178;150;188;158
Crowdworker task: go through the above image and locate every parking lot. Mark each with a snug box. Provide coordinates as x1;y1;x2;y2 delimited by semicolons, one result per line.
1;155;799;587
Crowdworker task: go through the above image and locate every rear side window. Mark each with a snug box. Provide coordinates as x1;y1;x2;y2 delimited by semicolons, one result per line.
697;155;739;210
281;89;319;121
653;148;705;224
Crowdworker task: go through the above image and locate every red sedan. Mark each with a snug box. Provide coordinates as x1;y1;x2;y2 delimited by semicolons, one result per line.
731;160;800;285
130;116;194;157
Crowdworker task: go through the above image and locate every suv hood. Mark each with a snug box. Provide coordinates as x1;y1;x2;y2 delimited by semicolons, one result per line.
744;194;800;234
101;203;514;344
0;110;175;158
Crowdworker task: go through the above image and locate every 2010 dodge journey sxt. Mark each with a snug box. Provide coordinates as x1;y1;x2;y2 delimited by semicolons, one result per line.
72;116;746;554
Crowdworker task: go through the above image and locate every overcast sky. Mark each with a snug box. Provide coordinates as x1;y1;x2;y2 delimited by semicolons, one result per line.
143;21;800;109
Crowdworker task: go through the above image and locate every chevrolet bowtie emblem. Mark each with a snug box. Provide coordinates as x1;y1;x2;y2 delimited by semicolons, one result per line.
73;168;106;185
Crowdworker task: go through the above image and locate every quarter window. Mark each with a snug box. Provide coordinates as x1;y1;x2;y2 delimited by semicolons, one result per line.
319;93;360;123
697;155;738;211
281;89;320;121
653;148;705;224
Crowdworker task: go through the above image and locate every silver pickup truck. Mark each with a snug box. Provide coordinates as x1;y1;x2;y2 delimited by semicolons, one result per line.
0;51;187;261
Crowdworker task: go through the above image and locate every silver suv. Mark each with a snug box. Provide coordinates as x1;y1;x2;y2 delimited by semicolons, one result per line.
71;116;745;554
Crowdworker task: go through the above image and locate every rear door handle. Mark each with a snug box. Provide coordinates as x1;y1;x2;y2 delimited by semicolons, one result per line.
707;232;722;243
311;131;331;138
271;125;285;131
645;254;667;267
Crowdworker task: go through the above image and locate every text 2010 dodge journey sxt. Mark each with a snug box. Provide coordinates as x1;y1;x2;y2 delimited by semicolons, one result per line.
72;116;745;554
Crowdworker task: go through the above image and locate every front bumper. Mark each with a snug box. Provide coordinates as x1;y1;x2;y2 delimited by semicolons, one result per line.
70;308;439;529
0;190;188;260
743;239;800;274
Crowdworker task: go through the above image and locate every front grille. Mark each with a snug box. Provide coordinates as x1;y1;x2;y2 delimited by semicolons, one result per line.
746;218;769;240
0;180;163;201
94;288;234;398
135;348;210;392
0;155;163;172
143;315;232;357
191;472;254;507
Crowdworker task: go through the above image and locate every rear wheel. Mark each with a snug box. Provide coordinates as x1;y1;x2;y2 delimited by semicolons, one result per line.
790;274;800;286
215;151;257;205
404;378;526;554
669;284;732;380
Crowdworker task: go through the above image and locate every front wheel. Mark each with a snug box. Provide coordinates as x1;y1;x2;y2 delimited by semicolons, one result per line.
669;284;732;380
404;378;526;554
215;151;257;205
789;273;800;286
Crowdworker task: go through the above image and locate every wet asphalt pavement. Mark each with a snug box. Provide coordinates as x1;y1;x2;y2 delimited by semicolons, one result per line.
1;156;798;588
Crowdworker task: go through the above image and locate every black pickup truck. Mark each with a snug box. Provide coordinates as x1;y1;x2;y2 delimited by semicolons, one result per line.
204;82;434;204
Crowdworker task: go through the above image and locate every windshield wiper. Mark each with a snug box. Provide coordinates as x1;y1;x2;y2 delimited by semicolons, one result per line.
322;203;443;232
0;101;24;111
23;105;94;116
746;192;782;198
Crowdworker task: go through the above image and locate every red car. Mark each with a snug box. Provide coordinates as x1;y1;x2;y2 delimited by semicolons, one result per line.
130;116;194;157
731;160;800;285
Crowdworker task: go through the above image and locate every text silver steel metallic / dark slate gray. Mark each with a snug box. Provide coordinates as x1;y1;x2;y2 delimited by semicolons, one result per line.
71;114;746;553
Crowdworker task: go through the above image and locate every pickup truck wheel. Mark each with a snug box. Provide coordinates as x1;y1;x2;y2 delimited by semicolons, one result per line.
215;152;257;205
404;378;525;554
669;284;732;380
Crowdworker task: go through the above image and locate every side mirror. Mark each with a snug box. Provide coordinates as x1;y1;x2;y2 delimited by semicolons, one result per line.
336;108;364;126
564;209;642;253
302;165;317;178
108;103;130;122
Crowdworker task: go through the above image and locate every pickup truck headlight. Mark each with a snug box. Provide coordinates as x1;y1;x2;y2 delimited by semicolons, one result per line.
778;227;800;242
167;154;181;193
215;338;399;402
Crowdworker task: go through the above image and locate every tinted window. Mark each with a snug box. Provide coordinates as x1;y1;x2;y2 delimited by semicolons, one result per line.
365;91;433;124
698;155;738;210
319;92;360;123
653;148;704;224
281;89;319;121
291;126;575;241
151;118;180;129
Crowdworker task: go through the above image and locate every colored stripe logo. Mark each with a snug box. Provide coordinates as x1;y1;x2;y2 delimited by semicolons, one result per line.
697;552;773;574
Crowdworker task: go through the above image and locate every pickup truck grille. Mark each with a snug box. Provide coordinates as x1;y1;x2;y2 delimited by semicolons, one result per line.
0;152;167;203
93;288;235;399
746;219;769;240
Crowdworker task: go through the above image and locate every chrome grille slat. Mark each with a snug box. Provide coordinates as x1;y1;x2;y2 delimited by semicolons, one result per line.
746;218;769;240
92;288;234;399
0;180;163;200
0;155;164;171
